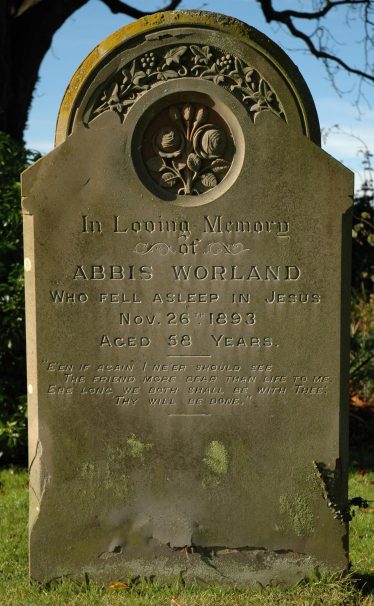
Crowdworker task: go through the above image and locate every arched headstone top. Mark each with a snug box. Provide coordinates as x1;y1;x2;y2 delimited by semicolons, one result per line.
55;10;320;147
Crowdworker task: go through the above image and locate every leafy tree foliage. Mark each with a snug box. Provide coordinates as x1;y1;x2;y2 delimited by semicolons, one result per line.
0;133;40;463
350;148;374;410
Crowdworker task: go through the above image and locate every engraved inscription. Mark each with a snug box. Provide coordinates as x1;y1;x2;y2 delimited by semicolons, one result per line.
43;212;326;413
44;358;333;408
81;214;290;240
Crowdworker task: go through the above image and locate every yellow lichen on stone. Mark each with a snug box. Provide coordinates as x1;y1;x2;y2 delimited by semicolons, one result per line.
279;493;315;537
202;440;228;488
204;440;228;475
126;433;152;461
78;435;152;499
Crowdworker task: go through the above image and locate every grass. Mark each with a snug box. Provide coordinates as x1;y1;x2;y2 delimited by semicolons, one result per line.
0;466;373;606
349;451;374;585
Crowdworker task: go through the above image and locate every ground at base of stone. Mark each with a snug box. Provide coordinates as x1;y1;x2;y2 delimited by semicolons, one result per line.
0;466;373;606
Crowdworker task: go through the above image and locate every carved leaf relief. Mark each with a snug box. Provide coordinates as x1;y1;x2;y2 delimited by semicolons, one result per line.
89;44;286;125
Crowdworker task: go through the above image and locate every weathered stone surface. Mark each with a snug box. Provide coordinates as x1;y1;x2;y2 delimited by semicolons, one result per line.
23;11;352;585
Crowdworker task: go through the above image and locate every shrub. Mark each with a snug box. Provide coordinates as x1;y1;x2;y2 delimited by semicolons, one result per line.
0;132;40;464
350;152;374;410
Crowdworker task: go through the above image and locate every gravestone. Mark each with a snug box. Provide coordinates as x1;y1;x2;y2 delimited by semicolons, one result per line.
23;11;353;585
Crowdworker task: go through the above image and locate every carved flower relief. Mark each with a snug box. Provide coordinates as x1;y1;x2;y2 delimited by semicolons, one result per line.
194;125;226;159
156;127;184;157
144;103;233;196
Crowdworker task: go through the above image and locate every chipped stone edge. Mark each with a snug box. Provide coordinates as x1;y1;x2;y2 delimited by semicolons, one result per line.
41;547;326;587
313;460;349;524
54;10;320;147
21;185;42;570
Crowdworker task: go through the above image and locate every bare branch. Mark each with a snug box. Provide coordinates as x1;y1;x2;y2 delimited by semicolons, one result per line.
257;0;374;84
99;0;182;19
10;0;43;17
286;14;374;82
270;0;369;21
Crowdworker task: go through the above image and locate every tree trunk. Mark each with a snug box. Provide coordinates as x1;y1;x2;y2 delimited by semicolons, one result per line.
0;0;182;143
0;0;88;143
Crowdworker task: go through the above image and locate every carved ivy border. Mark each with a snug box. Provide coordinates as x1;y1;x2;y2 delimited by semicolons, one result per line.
88;43;286;126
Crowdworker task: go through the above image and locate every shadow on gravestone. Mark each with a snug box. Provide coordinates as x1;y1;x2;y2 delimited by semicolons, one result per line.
22;10;353;586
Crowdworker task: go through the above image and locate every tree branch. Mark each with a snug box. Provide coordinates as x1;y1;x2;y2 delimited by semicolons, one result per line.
257;0;374;84
269;0;369;21
99;0;182;19
13;1;44;17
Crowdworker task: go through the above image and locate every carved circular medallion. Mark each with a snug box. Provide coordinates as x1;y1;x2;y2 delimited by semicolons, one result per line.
142;102;235;197
129;81;246;206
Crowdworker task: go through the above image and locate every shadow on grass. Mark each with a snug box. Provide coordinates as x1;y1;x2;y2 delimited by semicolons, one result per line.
352;572;374;595
350;405;374;471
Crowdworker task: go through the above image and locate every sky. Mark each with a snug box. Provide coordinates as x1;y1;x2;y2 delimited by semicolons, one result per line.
24;0;374;192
